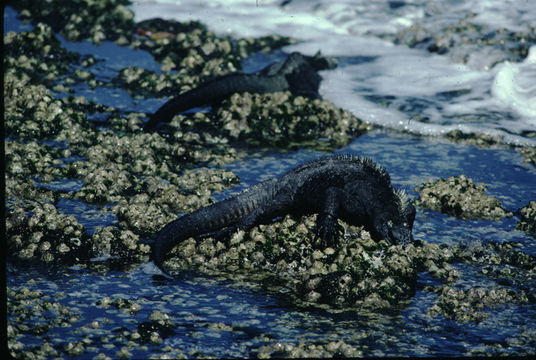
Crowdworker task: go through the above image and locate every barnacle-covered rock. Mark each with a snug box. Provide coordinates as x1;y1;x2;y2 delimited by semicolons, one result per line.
115;19;298;118
213;91;371;149
516;201;536;237
135;310;176;345
73;165;133;204
257;340;363;358
9;0;135;44
7;287;80;336
6;202;91;264
91;226;151;261
415;174;512;220
113;66;202;98
96;296;142;315
113;193;180;235
5;140;68;180
134;18;295;73
519;146;536;167
452;240;536;286
160;214;422;308
4;73;71;139
3;23;80;84
5;176;58;210
445;130;503;148
111;168;238;235
428;286;529;323
4;69;100;144
390;15;535;68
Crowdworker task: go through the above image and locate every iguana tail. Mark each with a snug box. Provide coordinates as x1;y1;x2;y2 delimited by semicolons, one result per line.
143;73;288;131
152;178;279;273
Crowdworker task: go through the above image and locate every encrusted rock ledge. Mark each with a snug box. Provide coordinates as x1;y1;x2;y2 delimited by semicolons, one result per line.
415;174;512;220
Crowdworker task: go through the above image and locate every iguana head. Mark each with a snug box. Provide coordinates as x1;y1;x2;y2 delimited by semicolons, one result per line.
302;51;338;71
371;189;416;245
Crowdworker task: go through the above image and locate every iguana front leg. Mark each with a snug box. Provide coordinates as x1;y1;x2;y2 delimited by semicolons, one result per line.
314;187;345;248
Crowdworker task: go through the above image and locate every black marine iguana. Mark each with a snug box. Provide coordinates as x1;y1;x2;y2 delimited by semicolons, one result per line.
142;51;338;131
152;155;416;273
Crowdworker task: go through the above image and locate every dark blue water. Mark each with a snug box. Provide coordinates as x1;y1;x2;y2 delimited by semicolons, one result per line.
5;5;536;358
8;256;536;357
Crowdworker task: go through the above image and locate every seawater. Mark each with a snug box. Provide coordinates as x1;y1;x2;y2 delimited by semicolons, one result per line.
5;2;536;358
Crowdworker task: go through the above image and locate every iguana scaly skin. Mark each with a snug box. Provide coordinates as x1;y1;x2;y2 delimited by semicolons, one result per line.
153;155;416;273
143;52;338;131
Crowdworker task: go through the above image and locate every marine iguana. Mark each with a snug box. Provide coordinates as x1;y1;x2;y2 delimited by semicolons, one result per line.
142;51;338;131
152;155;416;273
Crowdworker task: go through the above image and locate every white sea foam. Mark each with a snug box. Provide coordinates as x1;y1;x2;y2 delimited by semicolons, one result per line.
131;0;536;145
492;46;536;121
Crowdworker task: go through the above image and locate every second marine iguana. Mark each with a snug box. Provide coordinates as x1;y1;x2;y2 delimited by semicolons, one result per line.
152;155;416;274
142;51;338;131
